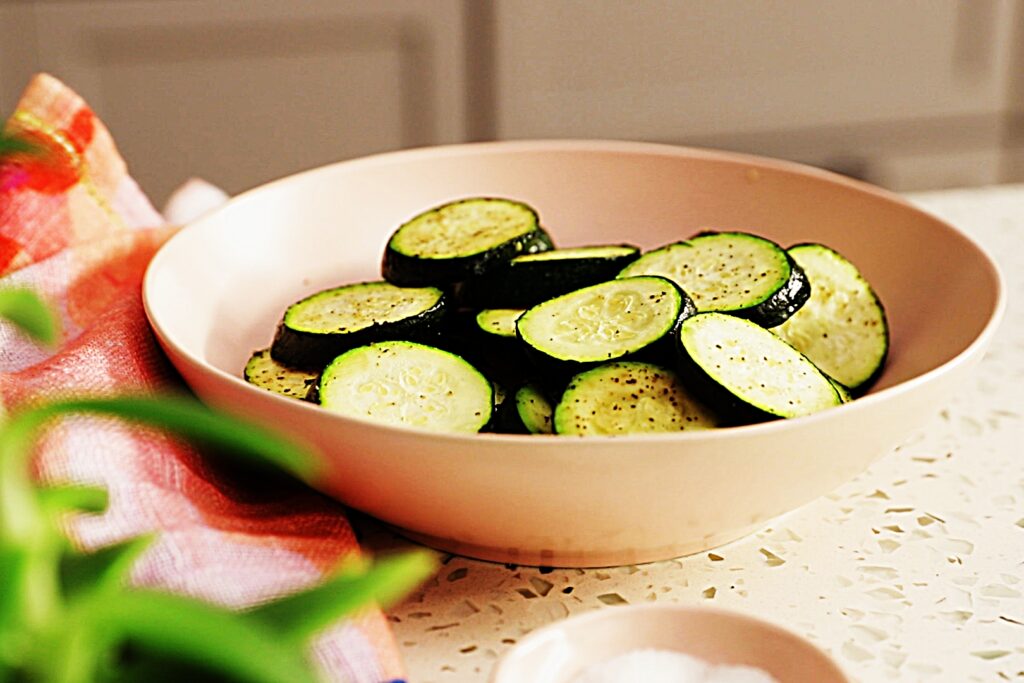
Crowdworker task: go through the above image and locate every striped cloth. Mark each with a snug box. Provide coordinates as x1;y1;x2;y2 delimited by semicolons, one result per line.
0;73;405;683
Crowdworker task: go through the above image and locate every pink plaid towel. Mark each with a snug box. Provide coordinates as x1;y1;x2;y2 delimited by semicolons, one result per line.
0;73;405;683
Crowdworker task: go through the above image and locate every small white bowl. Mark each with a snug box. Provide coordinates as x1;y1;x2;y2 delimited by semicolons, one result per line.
490;605;848;683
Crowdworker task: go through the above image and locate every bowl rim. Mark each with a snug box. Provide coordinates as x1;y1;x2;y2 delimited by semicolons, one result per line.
143;138;1007;445
488;602;850;682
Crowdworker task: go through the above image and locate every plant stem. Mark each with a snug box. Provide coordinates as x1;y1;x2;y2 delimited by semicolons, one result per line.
0;406;66;636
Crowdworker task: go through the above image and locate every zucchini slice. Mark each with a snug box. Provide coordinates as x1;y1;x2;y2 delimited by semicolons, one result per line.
493;382;556;434
676;312;842;422
516;276;694;374
382;197;552;286
270;281;447;369
244;348;319;401
481;380;512;433
475;308;523;339
515;383;555;434
440;310;529;391
772;243;888;392
828;375;854;404
474;309;532;389
617;231;809;327
459;244;641;308
318;341;493;433
554;362;719;436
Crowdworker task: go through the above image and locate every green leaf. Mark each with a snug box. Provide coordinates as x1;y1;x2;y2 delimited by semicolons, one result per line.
0;131;40;158
6;395;320;481
0;289;60;345
100;653;251;683
47;618;107;683
89;591;319;683
252;550;436;642
37;485;108;516
0;410;47;541
61;536;154;600
0;545;29;634
0;412;65;633
0;394;319;643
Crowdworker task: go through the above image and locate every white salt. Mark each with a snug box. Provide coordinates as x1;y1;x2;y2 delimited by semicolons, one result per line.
571;649;778;683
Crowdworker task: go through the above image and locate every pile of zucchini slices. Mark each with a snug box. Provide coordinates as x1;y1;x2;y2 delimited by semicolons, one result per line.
245;197;888;436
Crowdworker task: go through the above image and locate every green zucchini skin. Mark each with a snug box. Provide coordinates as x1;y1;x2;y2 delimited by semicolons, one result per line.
472;309;529;380
244;348;319;401
618;231;810;328
773;243;889;393
458;244;641;309
381;197;553;287
554;362;719;436
480;380;510;433
270;282;448;370
475;308;523;339
492;382;556;434
515;383;556;434
674;312;842;425
741;251;810;328
827;375;854;404
429;310;539;398
516;276;696;378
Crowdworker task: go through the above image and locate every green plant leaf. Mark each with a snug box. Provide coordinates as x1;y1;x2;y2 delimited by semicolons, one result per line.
0;545;30;636
0;394;319;648
0;410;47;542
37;485;108;516
11;395;320;480
0;131;40;158
61;536;154;601
0;289;60;345
0;392;434;683
88;591;319;683
46;617;106;683
251;549;436;643
0;411;66;634
100;651;256;683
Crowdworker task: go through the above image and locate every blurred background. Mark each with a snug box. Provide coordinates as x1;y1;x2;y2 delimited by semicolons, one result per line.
3;0;1022;205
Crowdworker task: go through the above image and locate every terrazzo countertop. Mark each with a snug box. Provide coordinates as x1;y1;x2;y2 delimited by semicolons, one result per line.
363;184;1024;682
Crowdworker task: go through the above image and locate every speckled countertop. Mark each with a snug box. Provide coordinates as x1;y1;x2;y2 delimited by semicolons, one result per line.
361;185;1024;683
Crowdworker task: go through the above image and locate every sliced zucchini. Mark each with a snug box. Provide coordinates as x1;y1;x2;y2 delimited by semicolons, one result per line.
515;383;555;434
475;308;523;339
481;380;512;433
318;341;493;433
676;312;842;422
554;362;719;436
459;244;641;308
244;348;319;401
617;231;809;327
382;197;552;286
828;375;853;404
516;276;694;374
270;281;446;369
772;243;888;392
438;310;529;391
490;382;556;434
474;308;528;378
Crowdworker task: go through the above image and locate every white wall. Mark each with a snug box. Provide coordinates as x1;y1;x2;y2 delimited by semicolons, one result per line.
490;0;1024;189
3;0;1022;202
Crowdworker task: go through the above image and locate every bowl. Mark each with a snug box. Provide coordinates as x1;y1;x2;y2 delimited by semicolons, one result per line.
489;605;849;683
143;140;1004;567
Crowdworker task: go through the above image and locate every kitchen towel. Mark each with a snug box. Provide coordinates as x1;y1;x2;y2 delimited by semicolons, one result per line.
0;73;405;683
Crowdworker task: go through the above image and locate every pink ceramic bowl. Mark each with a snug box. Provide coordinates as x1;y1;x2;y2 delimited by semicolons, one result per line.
489;605;849;683
143;140;1004;567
